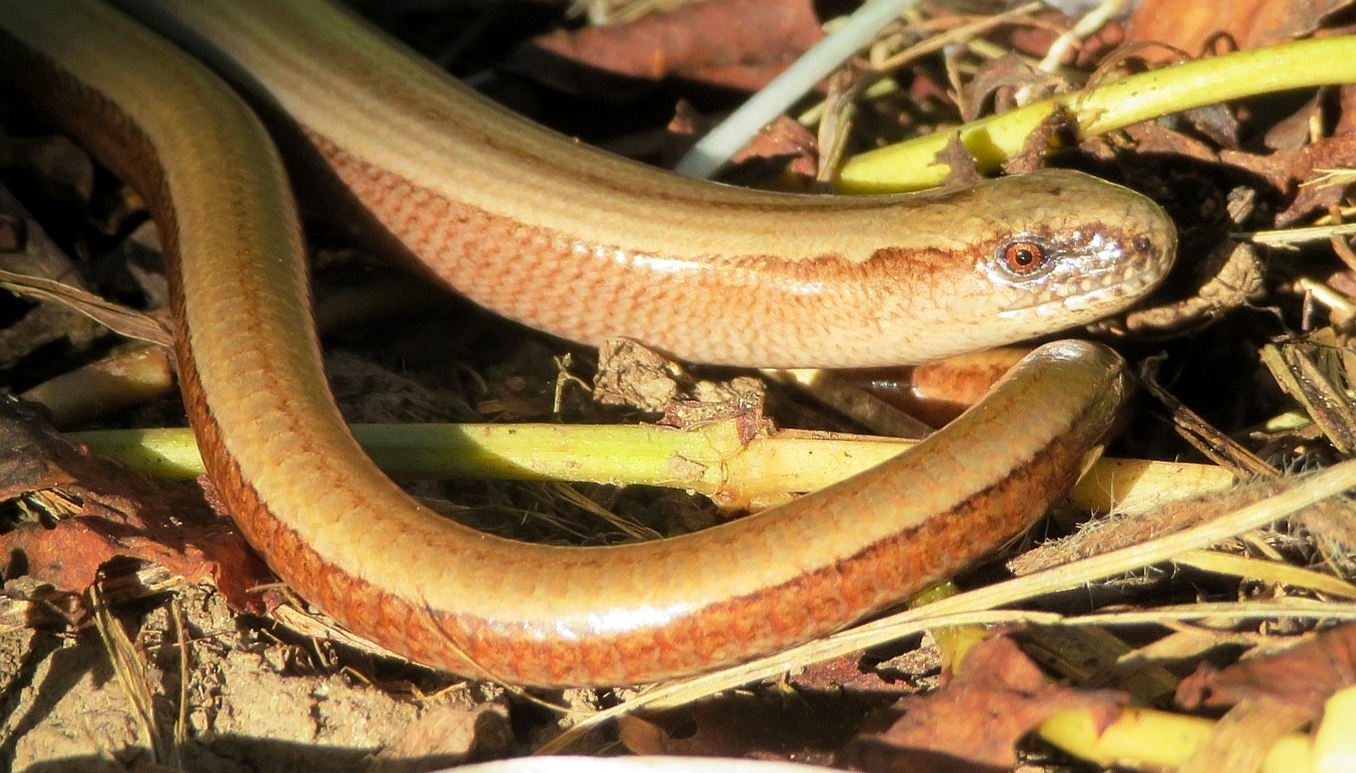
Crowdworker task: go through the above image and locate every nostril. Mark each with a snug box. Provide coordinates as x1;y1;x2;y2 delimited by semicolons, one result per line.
1132;234;1153;253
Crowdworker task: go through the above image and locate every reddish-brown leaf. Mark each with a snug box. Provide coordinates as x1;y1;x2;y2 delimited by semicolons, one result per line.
844;636;1126;772
1127;0;1353;55
0;397;273;615
1176;623;1356;720
1220;133;1356;224
505;0;823;98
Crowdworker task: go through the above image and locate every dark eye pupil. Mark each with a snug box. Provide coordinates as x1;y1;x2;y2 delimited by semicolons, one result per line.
1014;249;1034;265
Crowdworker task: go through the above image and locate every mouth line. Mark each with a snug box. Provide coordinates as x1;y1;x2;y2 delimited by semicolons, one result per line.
995;261;1167;318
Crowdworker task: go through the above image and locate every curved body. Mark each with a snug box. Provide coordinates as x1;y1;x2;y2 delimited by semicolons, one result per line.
119;0;1173;368
0;0;1167;685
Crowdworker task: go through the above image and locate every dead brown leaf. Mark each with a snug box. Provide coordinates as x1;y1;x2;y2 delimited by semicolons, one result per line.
961;53;1063;122
931;134;985;189
1264;91;1326;151
1004;105;1074;175
1256;133;1356;224
505;0;822;99
1127;0;1354;55
0;396;273;617
729;114;819;179
1336;83;1356;136
843;635;1126;772
1118;120;1223;166
791;649;920;694
1176;623;1356;720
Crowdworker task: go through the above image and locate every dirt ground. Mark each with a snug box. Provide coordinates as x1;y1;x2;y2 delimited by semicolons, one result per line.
0;583;515;773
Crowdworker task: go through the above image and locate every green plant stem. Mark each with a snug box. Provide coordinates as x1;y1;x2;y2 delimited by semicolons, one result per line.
838;36;1356;193
67;422;1229;513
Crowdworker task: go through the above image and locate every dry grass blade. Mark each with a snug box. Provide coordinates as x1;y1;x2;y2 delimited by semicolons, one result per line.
1173;549;1356;599
540;457;1356;751
0;268;172;347
1261;341;1356;456
90;582;178;767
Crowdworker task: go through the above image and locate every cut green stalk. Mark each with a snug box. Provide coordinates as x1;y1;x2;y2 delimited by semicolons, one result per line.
68;422;1229;513
839;36;1356;192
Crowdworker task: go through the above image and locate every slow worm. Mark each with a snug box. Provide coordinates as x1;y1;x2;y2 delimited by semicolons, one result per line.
0;0;1175;686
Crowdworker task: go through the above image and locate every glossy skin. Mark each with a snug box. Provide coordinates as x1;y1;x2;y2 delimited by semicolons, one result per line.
0;0;1169;685
120;0;1175;368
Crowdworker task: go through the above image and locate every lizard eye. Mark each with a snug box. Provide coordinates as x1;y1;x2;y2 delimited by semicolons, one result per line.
994;238;1054;280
